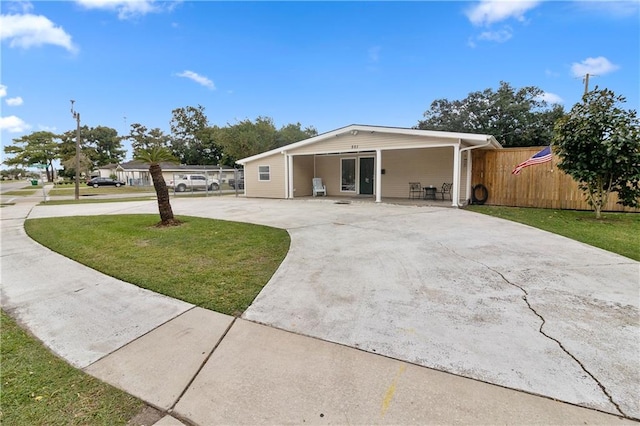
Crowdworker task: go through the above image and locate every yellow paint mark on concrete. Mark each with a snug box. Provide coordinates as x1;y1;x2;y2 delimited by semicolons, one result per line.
380;364;406;417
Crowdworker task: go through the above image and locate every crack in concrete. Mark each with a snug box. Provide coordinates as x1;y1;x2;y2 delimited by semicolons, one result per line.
483;264;628;418
431;241;628;418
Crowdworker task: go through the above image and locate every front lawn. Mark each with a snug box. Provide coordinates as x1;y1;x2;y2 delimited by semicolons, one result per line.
48;186;154;196
24;215;290;315
0;311;144;425
466;205;640;261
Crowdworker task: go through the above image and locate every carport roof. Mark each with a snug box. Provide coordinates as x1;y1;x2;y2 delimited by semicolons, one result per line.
236;124;502;165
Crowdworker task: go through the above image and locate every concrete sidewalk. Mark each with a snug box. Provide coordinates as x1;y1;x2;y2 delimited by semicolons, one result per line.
1;196;637;425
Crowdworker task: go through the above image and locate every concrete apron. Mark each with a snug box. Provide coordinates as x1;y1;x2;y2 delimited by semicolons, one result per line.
17;197;640;422
85;312;635;425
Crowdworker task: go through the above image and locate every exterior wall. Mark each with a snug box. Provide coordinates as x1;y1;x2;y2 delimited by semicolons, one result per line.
244;153;286;198
291;147;460;199
288;131;456;155
380;147;454;198
315;155;342;196
242;130;481;201
292;155;314;197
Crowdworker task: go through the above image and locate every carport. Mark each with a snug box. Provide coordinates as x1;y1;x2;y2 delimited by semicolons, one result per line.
237;125;502;206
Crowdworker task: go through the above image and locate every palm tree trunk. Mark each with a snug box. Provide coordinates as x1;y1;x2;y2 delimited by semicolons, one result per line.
149;163;176;225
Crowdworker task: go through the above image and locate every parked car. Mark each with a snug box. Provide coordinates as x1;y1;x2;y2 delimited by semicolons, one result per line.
86;177;126;188
228;178;245;190
167;174;220;192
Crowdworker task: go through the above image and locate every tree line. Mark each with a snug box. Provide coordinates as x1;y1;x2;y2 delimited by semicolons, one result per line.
3;82;638;221
1;82;568;181
3;106;318;182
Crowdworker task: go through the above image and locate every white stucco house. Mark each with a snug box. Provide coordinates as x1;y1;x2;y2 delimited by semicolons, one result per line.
236;124;502;206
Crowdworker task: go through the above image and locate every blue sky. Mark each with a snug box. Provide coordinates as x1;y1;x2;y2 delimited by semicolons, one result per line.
1;0;639;162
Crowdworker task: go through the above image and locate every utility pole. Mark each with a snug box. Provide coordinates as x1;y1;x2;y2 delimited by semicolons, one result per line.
583;73;598;96
70;100;81;200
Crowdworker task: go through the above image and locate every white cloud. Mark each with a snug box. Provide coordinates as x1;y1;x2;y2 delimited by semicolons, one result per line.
0;115;31;133
573;1;640;18
477;28;512;43
38;124;57;132
0;84;7;97
571;56;620;77
74;0;179;20
0;13;77;52
176;70;215;90
536;92;564;104
466;0;541;26
6;96;23;106
5;1;34;13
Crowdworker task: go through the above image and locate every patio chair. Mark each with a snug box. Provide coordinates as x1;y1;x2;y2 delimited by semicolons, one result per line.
312;177;327;197
409;182;422;199
436;183;453;200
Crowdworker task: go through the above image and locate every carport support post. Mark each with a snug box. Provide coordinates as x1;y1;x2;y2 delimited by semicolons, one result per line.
375;149;382;203
451;143;460;207
285;153;294;199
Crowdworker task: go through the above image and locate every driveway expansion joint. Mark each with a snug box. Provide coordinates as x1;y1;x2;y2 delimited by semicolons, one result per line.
169;316;238;413
485;264;628;419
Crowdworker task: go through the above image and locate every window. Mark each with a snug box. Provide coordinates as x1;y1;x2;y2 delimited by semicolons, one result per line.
341;158;356;192
258;165;270;181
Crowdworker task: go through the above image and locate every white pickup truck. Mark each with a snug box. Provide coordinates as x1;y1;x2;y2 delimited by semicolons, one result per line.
167;174;220;192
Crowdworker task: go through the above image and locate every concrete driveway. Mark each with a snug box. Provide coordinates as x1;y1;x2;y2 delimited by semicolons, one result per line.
26;196;639;420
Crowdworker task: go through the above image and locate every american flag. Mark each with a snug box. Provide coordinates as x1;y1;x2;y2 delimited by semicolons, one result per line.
511;146;552;175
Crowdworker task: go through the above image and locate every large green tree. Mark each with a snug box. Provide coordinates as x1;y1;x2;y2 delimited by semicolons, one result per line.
170;105;223;165
276;122;318;147
86;126;126;166
129;123;180;226
58;125;125;175
3;131;59;181
217;117;317;165
553;88;640;219
417;81;565;147
217;117;278;165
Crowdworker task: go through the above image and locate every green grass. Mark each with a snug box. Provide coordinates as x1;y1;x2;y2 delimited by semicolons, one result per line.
3;190;38;196
49;186;153;196
0;311;144;425
24;215;291;315
41;197;157;205
466;205;640;261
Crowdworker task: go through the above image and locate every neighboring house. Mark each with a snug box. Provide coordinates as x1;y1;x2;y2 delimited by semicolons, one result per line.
96;161;240;187
236;124;502;206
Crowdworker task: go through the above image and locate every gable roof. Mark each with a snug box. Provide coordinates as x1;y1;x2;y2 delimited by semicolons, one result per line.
236;124;501;165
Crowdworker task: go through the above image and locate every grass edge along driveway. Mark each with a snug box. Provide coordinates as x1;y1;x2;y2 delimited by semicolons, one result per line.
24;214;290;316
0;311;145;426
466;205;639;261
6;215;288;425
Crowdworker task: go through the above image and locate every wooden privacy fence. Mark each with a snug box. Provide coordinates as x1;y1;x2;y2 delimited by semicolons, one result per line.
471;147;639;212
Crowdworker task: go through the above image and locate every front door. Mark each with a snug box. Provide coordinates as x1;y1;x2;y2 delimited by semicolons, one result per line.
359;157;374;195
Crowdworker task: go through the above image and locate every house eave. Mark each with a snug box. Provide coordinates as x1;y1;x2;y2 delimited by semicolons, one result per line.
236;124;501;165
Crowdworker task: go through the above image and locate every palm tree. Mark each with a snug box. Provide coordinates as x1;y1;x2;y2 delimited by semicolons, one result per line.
130;124;181;226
